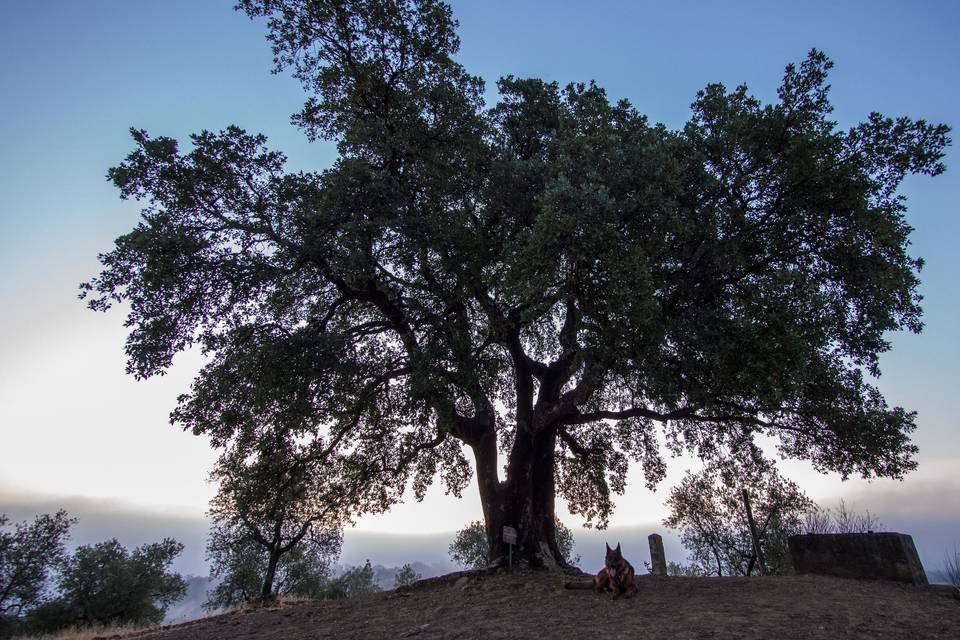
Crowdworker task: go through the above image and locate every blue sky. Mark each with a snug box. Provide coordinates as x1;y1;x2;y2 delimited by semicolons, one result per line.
1;1;958;574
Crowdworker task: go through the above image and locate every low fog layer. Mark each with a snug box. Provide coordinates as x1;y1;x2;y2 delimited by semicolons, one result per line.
3;481;958;578
0;489;210;574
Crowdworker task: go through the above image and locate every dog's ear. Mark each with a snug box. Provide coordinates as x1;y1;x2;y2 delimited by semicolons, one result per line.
605;542;611;552
615;542;621;552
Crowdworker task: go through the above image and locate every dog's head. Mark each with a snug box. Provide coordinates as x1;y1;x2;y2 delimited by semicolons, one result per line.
604;542;624;577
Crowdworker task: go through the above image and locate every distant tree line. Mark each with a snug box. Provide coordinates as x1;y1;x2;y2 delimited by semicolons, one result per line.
0;511;185;638
0;507;393;639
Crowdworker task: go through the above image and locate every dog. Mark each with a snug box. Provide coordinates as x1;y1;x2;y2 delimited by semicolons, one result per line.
564;542;638;599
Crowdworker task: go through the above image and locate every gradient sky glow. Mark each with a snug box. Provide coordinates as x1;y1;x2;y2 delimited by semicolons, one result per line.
1;1;958;573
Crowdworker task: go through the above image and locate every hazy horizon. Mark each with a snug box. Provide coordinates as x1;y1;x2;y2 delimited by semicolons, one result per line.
3;476;958;579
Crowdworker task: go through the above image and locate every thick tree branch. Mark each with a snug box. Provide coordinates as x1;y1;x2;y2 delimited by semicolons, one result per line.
561;405;774;428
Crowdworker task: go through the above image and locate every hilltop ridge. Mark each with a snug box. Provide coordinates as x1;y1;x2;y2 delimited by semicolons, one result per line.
123;571;959;640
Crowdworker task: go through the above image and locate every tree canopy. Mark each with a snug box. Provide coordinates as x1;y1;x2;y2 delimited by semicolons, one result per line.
205;432;346;604
0;511;74;625
664;462;812;576
83;0;950;566
205;532;341;609
28;538;185;632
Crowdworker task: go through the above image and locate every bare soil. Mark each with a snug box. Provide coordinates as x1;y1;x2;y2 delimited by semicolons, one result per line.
120;572;960;640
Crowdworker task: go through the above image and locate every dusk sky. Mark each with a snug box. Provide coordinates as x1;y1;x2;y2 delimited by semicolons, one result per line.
1;0;958;576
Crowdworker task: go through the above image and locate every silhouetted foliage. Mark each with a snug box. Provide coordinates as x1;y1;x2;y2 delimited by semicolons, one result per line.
664;462;812;576
204;529;341;610
666;561;709;577
0;511;74;616
449;518;578;569
393;563;421;588
448;521;488;570
205;433;347;605
323;561;382;599
0;511;74;637
941;546;960;587
27;538;185;633
802;506;833;535
803;499;883;534
84;0;950;567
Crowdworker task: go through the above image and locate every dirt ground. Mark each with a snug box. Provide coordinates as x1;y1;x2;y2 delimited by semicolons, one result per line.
121;571;960;640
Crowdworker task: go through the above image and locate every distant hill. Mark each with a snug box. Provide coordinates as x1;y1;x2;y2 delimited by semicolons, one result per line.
162;575;213;625
369;561;451;589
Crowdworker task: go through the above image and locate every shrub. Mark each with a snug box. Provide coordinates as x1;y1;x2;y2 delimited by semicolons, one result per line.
28;539;185;633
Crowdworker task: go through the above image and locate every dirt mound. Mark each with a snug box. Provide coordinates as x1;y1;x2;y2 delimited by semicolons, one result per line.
127;571;959;640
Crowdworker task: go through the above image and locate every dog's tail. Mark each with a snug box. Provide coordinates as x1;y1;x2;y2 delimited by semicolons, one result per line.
563;581;595;590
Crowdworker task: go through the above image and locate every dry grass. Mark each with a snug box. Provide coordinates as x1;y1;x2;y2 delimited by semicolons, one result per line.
943;546;960;586
9;594;320;639
208;593;317;615
12;622;155;640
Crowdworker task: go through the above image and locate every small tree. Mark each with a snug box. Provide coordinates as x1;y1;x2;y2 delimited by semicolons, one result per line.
0;511;74;619
204;530;340;610
323;561;382;599
393;564;421;588
200;357;388;608
204;534;264;609
664;463;812;576
448;521;488;570
206;429;372;604
29;538;185;632
449;518;578;569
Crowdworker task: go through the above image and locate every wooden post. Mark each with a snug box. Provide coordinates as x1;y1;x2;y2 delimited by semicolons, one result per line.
648;533;667;576
742;487;767;576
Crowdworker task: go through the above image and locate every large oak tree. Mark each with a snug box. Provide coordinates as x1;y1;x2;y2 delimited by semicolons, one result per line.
83;0;949;567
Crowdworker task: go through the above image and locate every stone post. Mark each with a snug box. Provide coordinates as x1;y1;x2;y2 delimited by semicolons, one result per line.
648;533;667;576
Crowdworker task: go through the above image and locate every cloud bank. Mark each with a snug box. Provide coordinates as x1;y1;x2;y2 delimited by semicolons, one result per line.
3;478;957;579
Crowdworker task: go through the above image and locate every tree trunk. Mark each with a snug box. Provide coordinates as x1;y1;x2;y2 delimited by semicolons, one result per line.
261;549;280;602
469;425;503;566
742;488;767;576
472;425;566;569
